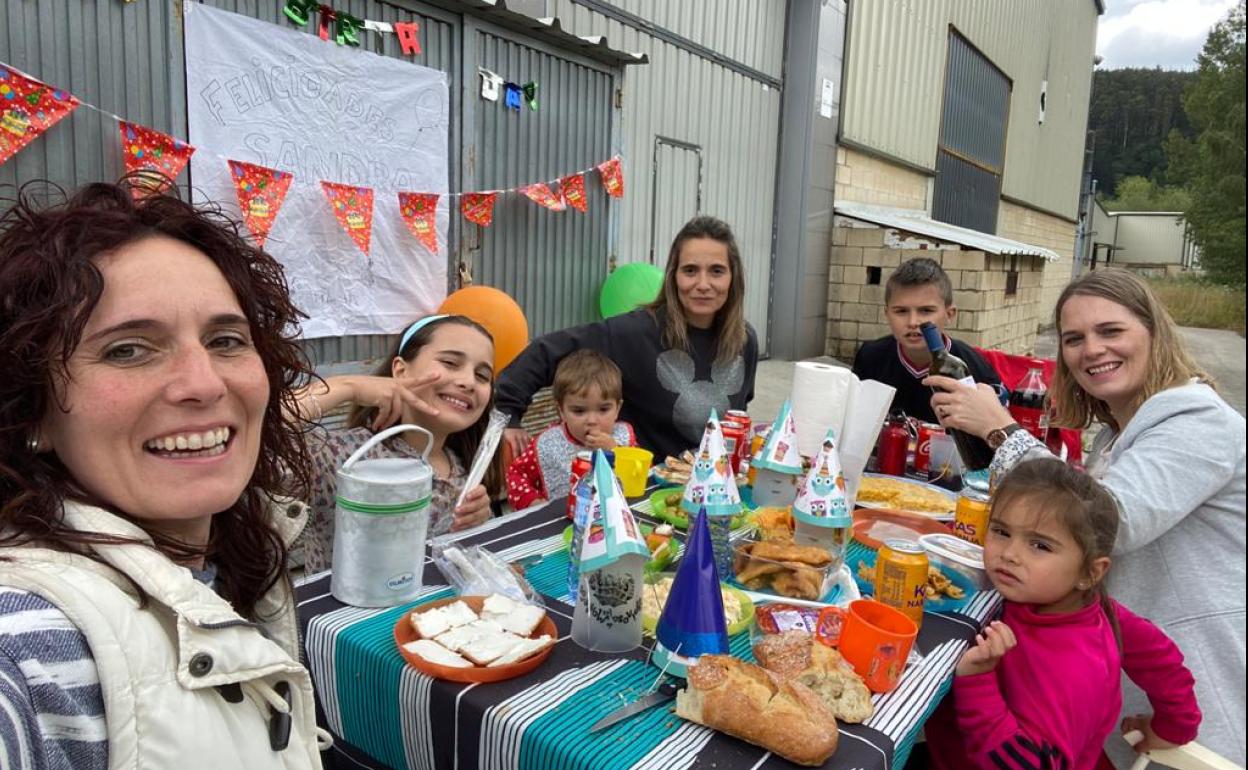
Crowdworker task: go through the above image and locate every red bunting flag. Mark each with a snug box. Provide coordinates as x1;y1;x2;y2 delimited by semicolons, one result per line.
228;160;293;248
119;121;195;196
596;156;624;198
398;192;440;253
560;173;588;213
461;192;497;227
320;181;375;255
0;65;80;167
521;182;566;212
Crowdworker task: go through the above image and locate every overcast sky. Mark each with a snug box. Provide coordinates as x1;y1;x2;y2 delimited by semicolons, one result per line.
1097;0;1238;69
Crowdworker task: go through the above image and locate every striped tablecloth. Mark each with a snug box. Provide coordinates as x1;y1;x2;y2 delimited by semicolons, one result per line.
296;499;1001;770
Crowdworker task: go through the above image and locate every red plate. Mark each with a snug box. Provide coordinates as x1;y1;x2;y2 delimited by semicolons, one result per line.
393;595;557;683
852;507;952;550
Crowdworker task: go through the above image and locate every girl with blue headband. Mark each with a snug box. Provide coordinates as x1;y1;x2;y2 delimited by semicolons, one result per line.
296;315;501;573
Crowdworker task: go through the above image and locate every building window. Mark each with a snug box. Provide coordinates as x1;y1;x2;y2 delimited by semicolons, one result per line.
1005;271;1019;297
867;266;882;285
931;30;1011;234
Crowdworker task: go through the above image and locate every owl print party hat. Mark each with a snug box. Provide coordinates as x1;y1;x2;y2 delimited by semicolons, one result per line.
577;449;650;574
791;429;852;529
750;399;803;475
680;410;742;519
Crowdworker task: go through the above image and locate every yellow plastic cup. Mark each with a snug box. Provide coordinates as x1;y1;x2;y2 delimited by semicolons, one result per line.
612;447;653;498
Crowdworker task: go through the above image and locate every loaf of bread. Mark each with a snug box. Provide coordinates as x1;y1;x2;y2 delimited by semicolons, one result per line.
753;631;874;723
674;655;838;766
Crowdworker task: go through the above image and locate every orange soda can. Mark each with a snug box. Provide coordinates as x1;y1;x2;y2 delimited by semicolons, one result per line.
746;431;767;486
953;480;991;546
875;540;928;628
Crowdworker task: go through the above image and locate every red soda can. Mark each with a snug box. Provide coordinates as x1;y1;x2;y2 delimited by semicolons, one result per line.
915;422;942;475
721;419;747;475
726;410;752;472
876;410;910;476
566;451;593;520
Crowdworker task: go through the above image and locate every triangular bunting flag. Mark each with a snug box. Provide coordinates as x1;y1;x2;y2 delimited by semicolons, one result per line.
0;65;79;167
521;182;566;212
227;160;293;248
320;181;375;255
596;156;624;198
461;192;497;227
398;192;440;253
560;173;588;213
119;121;195;196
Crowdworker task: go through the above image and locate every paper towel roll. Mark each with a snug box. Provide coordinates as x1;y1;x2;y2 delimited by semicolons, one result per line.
839;379;897;506
790;362;853;457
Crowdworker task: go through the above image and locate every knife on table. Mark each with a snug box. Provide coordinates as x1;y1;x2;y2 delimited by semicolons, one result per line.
588;681;681;733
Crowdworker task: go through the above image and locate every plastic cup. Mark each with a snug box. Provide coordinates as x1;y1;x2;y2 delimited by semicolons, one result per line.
821;599;918;693
571;558;644;652
612;447;653;498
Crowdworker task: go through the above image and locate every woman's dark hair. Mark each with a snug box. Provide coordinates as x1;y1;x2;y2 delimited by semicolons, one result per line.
645;215;748;363
347;315;504;498
990;458;1122;646
0;176;314;620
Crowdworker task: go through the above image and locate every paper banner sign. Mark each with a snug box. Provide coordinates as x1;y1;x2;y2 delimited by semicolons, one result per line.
597;156;624;198
503;82;523;111
681;410;742;518
398;191;440;253
320;181;375;255
792;430;852;528
479;69;502;102
0;65;79;167
119;121;195;196
228;160;293;248
461;192;497;227
560;173;588;213
578;449;650;573
521;81;538;111
521;182;566;212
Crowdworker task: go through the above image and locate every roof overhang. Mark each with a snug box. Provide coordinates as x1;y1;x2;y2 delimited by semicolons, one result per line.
422;0;649;67
834;201;1060;261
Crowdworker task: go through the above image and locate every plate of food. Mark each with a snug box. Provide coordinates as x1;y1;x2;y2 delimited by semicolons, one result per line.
648;487;749;530
848;550;974;614
562;522;677;573
641;573;754;637
851;508;952;550
854;473;957;519
651;450;749;490
394;594;556;683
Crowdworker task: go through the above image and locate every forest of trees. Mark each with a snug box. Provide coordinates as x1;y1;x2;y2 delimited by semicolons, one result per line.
1088;68;1196;197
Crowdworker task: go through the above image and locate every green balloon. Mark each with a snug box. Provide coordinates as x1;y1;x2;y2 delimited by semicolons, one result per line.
599;262;664;318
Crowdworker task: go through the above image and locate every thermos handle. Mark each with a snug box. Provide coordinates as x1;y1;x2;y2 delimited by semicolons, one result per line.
343;424;434;470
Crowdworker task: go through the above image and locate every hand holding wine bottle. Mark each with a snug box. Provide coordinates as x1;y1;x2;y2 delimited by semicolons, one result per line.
919;322;1006;471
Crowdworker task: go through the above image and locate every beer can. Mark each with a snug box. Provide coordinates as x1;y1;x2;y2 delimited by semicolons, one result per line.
565;451;593;520
953;480;991;547
876;539;928;628
915;422;943;475
721;419;748;475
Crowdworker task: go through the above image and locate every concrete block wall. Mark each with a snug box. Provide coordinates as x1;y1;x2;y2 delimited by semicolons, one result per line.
834;146;929;210
825;224;1045;360
998;201;1077;328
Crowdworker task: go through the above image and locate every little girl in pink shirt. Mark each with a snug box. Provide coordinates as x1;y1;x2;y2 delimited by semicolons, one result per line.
927;458;1201;769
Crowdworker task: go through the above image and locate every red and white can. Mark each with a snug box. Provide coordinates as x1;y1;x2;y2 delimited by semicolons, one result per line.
915;422;943;476
721;419;748;475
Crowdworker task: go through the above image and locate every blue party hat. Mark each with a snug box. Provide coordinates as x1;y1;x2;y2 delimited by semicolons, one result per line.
655;507;730;659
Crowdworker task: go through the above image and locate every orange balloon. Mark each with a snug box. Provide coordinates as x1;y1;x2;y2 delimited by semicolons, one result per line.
438;286;529;372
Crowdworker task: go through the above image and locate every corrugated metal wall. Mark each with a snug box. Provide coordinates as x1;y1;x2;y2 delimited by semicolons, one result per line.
466;23;615;337
1111;214;1187;266
841;0;1099;220
549;0;787;352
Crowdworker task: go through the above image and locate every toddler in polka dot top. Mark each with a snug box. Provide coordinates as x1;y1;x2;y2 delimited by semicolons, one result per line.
505;350;637;510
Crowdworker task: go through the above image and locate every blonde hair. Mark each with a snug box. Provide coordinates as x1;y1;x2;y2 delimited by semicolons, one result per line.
552;349;623;404
1050;269;1213;432
646;216;748;364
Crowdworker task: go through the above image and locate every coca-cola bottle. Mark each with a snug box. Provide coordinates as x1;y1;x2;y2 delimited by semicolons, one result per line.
1009;367;1048;440
920;322;995;471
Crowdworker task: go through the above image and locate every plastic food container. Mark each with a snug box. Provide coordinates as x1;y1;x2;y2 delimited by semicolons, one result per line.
732;534;836;602
919;533;989;591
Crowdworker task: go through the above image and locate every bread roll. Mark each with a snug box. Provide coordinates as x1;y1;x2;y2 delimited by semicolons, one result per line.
753;631;874;724
674;655;838;766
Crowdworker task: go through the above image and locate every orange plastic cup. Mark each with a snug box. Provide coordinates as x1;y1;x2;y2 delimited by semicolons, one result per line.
819;599;918;693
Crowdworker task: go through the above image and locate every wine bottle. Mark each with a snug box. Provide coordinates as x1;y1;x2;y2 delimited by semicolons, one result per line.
920;322;995;470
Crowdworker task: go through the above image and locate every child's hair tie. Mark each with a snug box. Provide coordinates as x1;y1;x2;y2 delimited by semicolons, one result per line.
398;314;450;355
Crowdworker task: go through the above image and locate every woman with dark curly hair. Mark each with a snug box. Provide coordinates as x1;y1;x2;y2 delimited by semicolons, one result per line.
0;178;328;769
